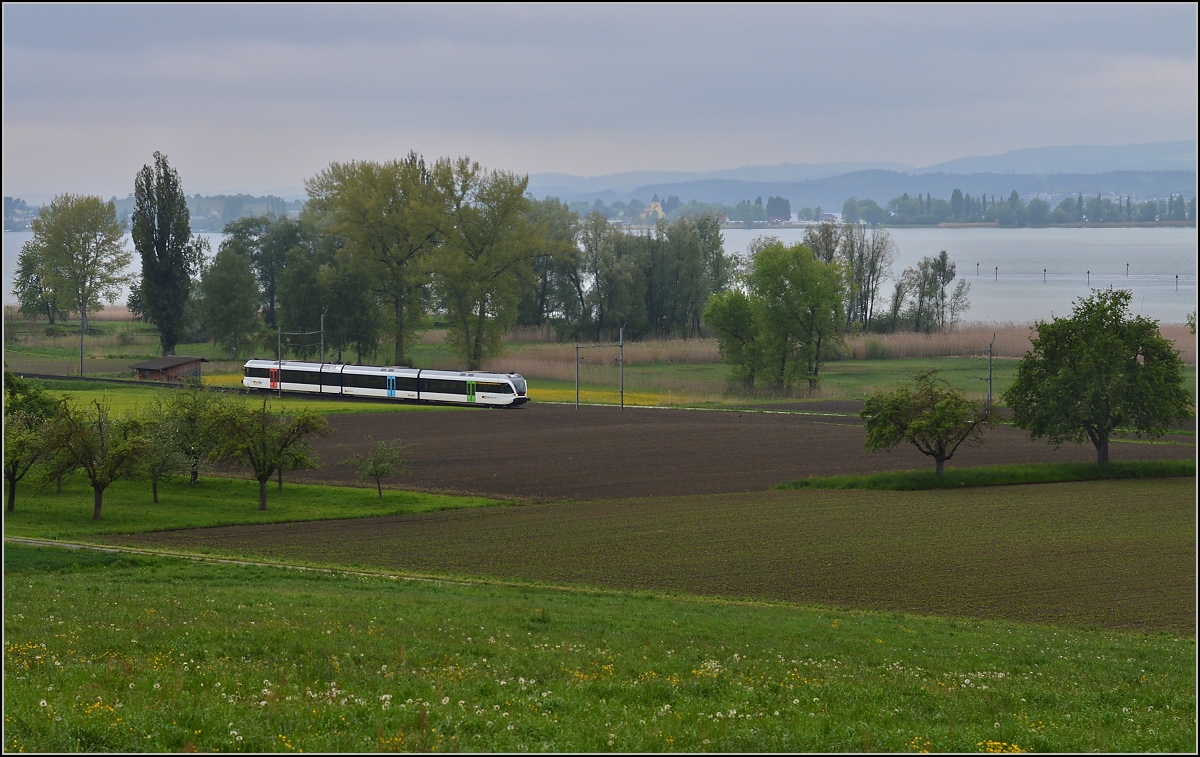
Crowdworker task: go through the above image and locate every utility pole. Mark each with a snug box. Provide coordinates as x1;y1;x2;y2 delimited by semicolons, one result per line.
574;343;580;409
987;333;995;407
619;325;625;410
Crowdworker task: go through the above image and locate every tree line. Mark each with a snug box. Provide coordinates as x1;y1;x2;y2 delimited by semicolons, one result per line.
843;190;1197;227
15;152;971;393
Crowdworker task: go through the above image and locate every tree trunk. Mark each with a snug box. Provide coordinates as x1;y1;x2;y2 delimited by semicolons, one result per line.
1096;434;1109;468
277;468;283;490
394;291;405;366
152;477;159;504
259;479;268;510
470;302;487;371
7;478;15;513
93;486;104;521
80;306;88;378
190;461;199;485
376;479;383;499
935;457;945;476
56;474;63;494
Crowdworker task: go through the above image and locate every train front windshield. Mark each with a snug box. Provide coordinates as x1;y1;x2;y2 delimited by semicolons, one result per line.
511;376;527;395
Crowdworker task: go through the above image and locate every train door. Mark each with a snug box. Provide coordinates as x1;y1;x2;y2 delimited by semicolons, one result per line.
466;380;476;403
386;375;396;398
269;367;279;390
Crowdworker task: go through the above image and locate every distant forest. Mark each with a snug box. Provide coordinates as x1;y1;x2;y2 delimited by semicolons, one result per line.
843;190;1197;227
4;194;304;232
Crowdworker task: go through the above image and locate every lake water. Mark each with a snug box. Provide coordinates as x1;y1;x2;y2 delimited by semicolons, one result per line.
4;227;1197;324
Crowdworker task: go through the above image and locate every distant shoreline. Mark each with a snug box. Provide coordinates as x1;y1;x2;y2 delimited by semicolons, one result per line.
714;221;1197;230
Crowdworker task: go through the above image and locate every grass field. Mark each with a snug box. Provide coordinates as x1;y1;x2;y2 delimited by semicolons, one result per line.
6;313;1196;752
22;381;462;417
4;542;1195;753
3;477;505;541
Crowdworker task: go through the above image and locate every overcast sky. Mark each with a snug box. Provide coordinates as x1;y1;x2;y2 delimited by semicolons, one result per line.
3;3;1196;199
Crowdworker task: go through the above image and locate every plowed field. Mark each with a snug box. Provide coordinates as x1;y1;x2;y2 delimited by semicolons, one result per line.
114;478;1197;633
291;401;1195;500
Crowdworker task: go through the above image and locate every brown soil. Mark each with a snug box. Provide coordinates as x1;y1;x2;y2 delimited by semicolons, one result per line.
294;402;1195;501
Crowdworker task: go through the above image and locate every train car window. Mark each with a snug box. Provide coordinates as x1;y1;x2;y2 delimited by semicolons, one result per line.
280;369;322;385
343;373;387;390
395;376;419;392
511;376;527;394
245;366;271;378
420;378;466;395
477;381;513;394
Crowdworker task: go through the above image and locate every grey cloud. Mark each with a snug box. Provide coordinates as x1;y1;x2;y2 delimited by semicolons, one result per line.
2;4;1195;194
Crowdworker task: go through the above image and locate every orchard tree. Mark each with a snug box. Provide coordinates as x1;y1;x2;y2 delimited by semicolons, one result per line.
43;400;148;521
338;436;412;498
139;396;196;503
208;399;330;510
3;370;61;512
862;371;991;475
163;383;230;485
1002;288;1193;467
131;151;204;355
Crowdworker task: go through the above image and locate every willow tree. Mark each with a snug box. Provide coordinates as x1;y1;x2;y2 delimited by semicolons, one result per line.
131;151;203;355
432;157;541;369
305;153;438;365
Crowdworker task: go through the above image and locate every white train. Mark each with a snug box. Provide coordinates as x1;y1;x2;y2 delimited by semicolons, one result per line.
242;360;529;407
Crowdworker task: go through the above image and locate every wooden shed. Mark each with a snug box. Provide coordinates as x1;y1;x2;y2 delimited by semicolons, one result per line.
129;356;208;382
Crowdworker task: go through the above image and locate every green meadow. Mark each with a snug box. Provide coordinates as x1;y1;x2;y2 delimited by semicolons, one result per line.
4;542;1195;753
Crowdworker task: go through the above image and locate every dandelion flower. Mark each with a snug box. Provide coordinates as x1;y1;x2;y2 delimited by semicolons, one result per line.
39;700;47;708
442;697;450;705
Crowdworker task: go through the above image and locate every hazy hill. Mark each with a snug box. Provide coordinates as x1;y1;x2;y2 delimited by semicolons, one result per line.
527;141;1197;206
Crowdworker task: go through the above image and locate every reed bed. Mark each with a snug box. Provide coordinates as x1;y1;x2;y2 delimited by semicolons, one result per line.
844;322;1196;365
482;338;721;366
843;324;1035;360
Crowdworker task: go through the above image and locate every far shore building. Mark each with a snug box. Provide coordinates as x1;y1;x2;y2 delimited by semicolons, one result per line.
129;356;208;382
640;194;666;222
